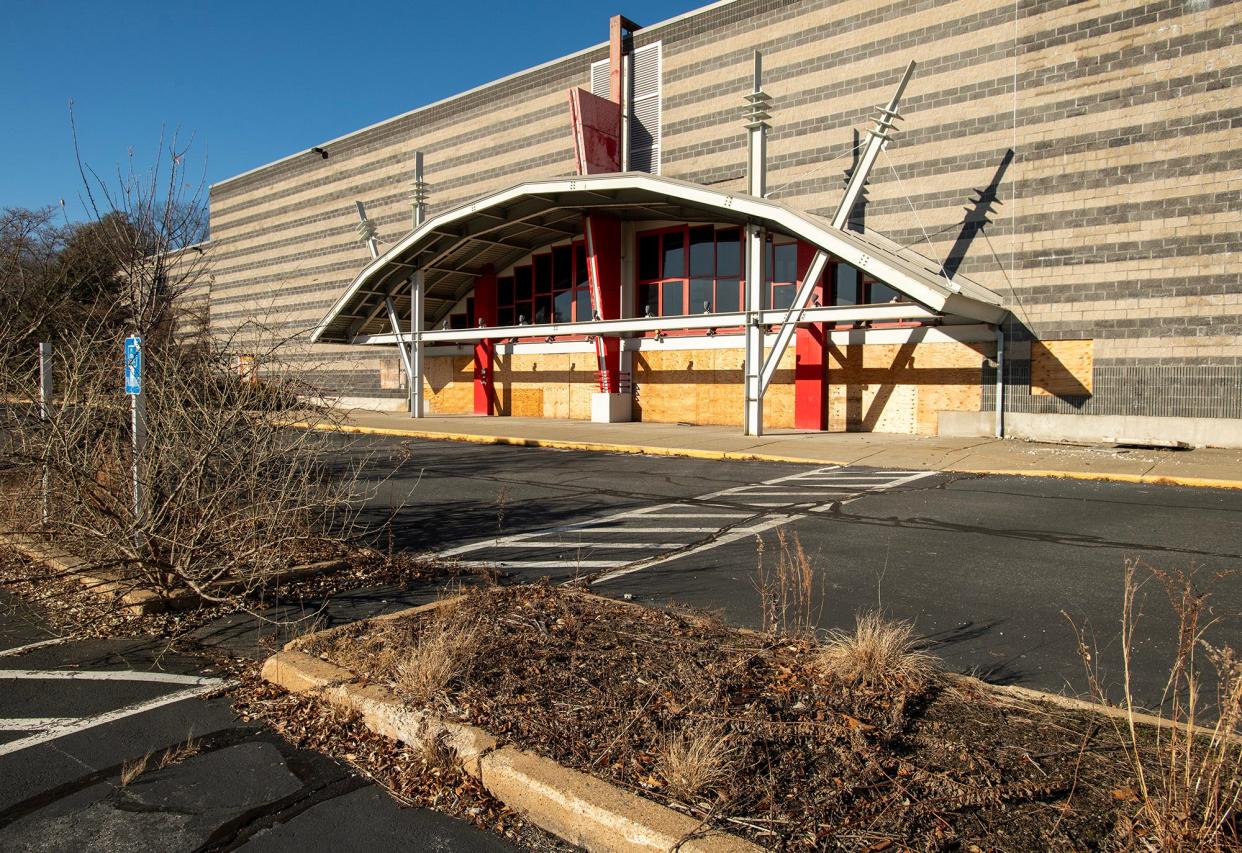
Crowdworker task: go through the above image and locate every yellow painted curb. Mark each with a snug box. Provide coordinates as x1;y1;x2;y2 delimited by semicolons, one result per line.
288;421;1242;491
288;419;823;466
953;466;1242;491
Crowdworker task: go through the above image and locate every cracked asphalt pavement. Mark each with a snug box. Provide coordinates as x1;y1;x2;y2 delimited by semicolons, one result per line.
352;435;1242;706
2;434;1240;851
0;612;521;852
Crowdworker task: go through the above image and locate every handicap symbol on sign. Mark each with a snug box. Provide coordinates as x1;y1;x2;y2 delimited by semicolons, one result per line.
124;336;142;395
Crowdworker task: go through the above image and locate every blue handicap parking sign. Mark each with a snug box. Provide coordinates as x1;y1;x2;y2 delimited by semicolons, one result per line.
124;336;142;395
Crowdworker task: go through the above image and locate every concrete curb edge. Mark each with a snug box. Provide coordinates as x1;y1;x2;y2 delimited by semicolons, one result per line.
261;645;764;853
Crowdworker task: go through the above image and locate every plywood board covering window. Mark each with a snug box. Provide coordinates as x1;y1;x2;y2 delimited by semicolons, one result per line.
1031;340;1094;398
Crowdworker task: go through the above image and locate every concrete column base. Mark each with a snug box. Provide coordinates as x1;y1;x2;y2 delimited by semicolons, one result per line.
591;392;632;423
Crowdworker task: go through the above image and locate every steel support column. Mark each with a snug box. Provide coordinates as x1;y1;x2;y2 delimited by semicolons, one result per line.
409;271;425;417
832;61;915;230
743;223;765;436
994;325;1005;438
742;50;771;436
410;152;428;417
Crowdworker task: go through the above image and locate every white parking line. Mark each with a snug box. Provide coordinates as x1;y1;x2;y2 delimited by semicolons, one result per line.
565;526;721;534
593;469;941;583
640;512;751;519
457;559;627;570
0;670;224;686
445;465;939;581
0;717;78;731
592;513;799;583
0;682;226;758
487;541;678;549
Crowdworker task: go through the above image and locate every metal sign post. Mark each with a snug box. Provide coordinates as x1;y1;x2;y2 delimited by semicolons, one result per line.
38;342;52;527
124;336;145;545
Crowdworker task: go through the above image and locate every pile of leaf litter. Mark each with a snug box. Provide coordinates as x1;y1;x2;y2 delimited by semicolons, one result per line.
304;583;1164;851
0;543;484;640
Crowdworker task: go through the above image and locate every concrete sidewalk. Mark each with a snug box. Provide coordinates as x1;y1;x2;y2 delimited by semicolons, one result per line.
318;410;1242;489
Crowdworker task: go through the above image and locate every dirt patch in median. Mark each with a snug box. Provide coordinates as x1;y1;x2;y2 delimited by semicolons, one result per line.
301;583;1174;851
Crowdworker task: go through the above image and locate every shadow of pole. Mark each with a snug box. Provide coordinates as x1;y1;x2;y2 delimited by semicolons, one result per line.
942;148;1014;280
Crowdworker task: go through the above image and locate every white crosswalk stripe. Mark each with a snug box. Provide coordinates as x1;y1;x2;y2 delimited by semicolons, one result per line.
440;466;938;576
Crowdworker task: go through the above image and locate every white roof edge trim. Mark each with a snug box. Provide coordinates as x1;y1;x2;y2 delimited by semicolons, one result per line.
212;0;738;191
309;173;1006;342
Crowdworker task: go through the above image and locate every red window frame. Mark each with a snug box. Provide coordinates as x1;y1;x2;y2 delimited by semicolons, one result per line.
766;238;799;310
495;241;590;328
635;225;743;320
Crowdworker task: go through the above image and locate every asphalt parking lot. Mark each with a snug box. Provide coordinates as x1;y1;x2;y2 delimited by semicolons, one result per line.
0;594;521;852
3;434;1240;851
351;435;1242;707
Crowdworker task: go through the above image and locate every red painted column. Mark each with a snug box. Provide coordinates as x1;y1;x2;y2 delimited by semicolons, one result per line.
584;214;622;392
473;266;497;415
794;242;827;430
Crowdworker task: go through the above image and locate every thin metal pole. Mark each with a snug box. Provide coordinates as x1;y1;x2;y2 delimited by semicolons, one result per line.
994;325;1005;438
410;153;427;417
38;342;51;527
130;354;146;553
743;223;765;436
832;60;916;230
410;273;424;417
742;50;771;436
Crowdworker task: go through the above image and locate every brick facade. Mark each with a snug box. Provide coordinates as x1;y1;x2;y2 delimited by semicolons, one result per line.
207;0;1241;430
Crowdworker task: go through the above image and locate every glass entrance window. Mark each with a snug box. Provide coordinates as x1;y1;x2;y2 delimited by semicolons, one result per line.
767;240;798;310
829;262;904;306
495;242;592;327
635;225;744;316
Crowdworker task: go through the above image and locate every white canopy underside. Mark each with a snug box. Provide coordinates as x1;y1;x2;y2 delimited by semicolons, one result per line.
311;171;1006;345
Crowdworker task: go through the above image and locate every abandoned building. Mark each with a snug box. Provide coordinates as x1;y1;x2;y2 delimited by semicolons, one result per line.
201;0;1242;446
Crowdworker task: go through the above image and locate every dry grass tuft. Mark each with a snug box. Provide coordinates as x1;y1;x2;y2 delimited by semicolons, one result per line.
657;722;736;800
119;753;151;786
395;614;481;703
157;734;200;770
819;611;938;692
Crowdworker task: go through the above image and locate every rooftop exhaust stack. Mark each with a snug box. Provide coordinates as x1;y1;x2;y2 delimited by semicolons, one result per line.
832;60;916;230
744;51;771;196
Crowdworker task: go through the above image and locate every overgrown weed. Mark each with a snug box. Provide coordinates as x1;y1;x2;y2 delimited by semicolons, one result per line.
396;611;481;703
1067;561;1241;851
819;611;939;693
657;721;736;800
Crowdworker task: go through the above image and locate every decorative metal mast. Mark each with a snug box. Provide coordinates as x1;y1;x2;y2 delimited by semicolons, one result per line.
832;60;916;230
409;151;427;417
743;51;770;435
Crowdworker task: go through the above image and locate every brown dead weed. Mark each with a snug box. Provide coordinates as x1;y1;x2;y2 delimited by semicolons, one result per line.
302;583;1195;850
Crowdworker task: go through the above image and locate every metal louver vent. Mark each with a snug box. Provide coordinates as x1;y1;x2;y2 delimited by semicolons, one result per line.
590;59;609;99
629;43;661;174
586;42;661;174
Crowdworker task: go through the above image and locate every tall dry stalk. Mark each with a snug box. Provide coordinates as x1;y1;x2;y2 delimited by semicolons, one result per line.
754;527;817;639
1067;560;1241;850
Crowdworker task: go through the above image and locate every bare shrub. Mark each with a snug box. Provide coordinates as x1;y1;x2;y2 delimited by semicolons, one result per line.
1;323;363;605
395;614;481;703
754;528;817;639
0;128;382;614
1067;561;1241;850
657;721;736;800
819;611;938;692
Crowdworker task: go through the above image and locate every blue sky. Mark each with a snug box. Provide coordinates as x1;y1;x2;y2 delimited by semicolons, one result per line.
1;1;703;219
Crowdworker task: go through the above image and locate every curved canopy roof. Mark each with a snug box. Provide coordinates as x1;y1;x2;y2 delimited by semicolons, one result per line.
312;172;1006;344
